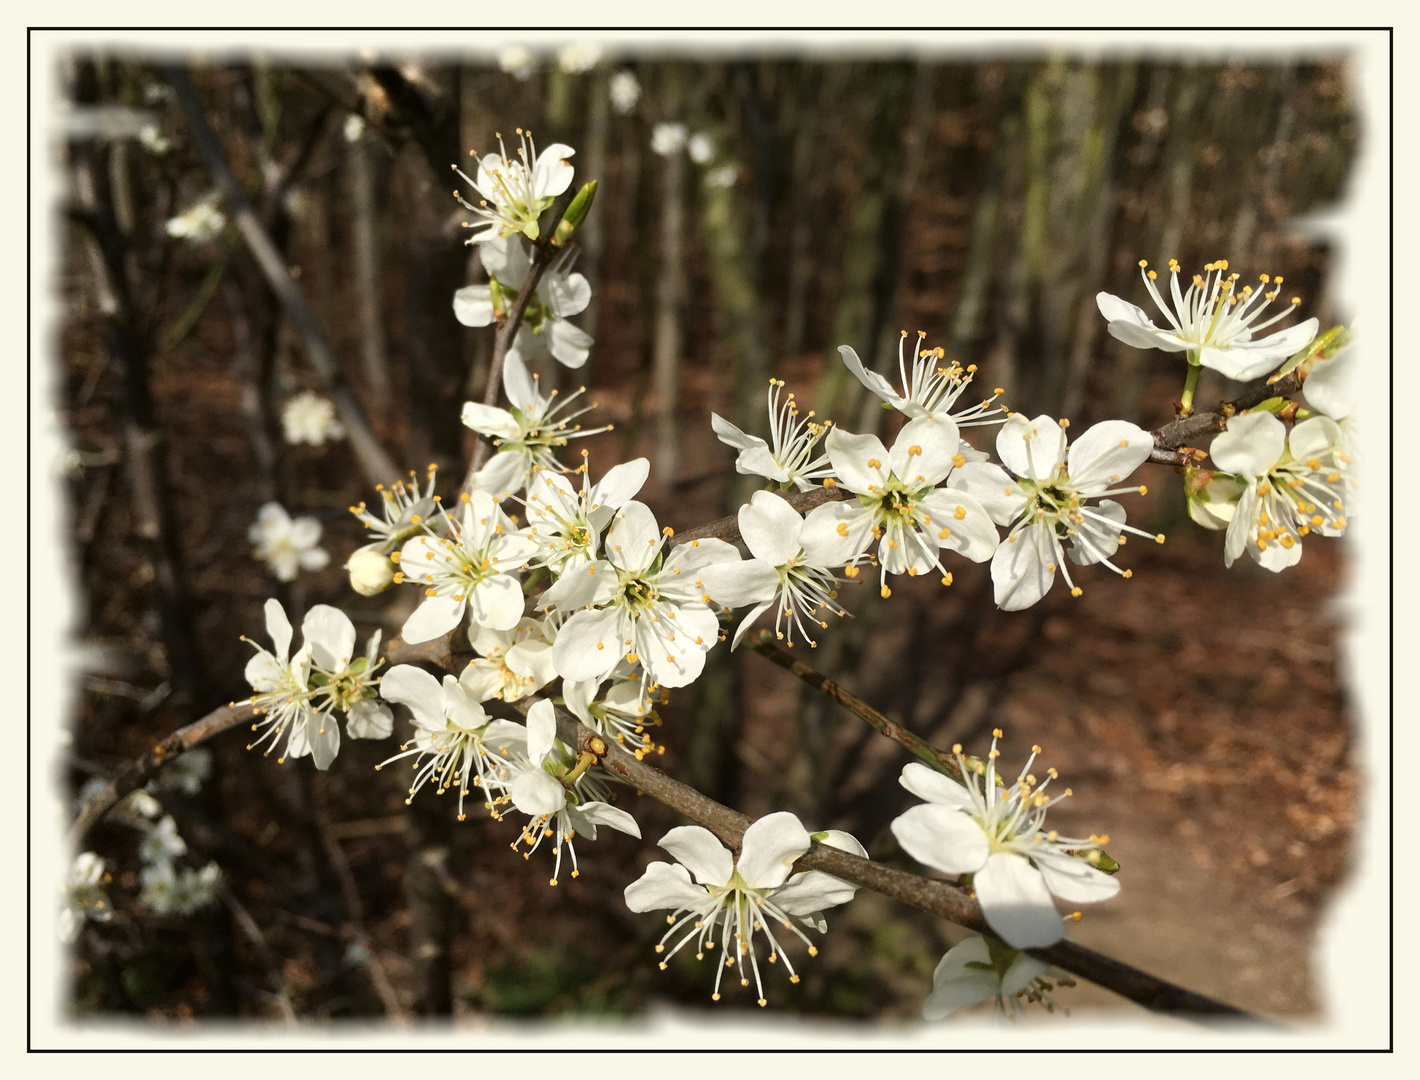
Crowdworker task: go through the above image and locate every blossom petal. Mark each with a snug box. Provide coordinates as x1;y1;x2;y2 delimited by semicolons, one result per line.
947;461;1027;526
469;574;526;632
710;412;759;451
302;604;356;673
800;501;875;566
1302;342;1354;419
825;427;891;495
996;414;1065;482
548;319;593;368
624;860;706;912
263;598;293;662
899;762;976;810
1065;420;1153;491
378;665;445;730
525;699;557;766
838;344;904;406
539;270;592;318
1198;318;1319;382
974;852;1063;948
591;458;651;512
736;811;812;889
991;526;1057;611
461;402;520;440
729;601;774;649
891;803;989;875
1210;412;1285;479
739;490;804;566
919;489;999;562
1223;486;1257;568
658;825;733;886
1032;848;1122;904
890;415;960;487
923;938;1000;1019
699;560;780;609
452;285;495;328
771;870;857;916
1068;499;1126;567
306;710;341;770
533;142;576;199
605;501;663;574
472;450;526;499
576;801;641;838
538;559;617;613
510;769;565;817
552;606;625;682
502;351;539;411
346;700;393;740
400;595;467;645
1289;415;1344;462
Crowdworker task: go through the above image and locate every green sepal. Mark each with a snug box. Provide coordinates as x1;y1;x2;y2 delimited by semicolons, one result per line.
1075;847;1121;875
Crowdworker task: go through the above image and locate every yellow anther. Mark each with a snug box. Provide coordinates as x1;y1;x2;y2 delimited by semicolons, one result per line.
880;585;891;598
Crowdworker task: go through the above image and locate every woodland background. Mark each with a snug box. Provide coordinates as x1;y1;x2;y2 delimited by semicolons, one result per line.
50;44;1363;1026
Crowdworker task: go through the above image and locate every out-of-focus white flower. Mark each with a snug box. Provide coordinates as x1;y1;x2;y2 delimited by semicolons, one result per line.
840;331;1007;429
460;355;610;498
505;700;641;885
650;122;687;157
705;165;739;189
249;502;330;582
609;70;641;115
923;936;1073;1021
59;852;113;943
165;194;226;244
624;812;866;1005
138;124;170;155
891;732;1119;948
281;391;346;446
378;664;528;820
699;490;852;649
454;236;595;370
343;113;366;143
549;501;740;691
497;46;537;81
803;417;999;598
1209;411;1354;572
139;815;188;867
711;379;834;492
687;132;714;164
141;861;222;916
455;129;574;243
1096;259;1319;382
396;490;537;643
557;41;604;74
950;414;1159;611
154;750;212;796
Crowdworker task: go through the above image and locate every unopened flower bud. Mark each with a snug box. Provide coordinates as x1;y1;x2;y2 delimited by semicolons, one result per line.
347;549;396;596
552;180;598;246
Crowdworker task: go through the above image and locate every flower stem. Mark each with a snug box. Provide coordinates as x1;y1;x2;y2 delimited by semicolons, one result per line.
1179;356;1203;417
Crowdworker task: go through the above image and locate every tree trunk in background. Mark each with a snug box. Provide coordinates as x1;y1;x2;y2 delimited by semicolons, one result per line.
649;67;686;492
349;124;392;413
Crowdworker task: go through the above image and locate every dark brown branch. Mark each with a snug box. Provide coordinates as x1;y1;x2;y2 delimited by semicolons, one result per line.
1148;369;1305;463
167;64;400;487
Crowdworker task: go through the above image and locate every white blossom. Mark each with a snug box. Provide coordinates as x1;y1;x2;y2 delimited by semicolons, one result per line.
497;46;536;81
650;122;687;157
687;132;714;164
460;357;610;499
524;453;650;576
1096;259;1319;382
342;113;366;143
281;391;345;446
1209;411;1354;572
454;129;575;244
139;814;187;866
704;164;739;189
378;664;528;820
890;733;1119;948
549;501;741;690
563;662;664;757
698;490;852;649
59;852;113;943
453;235;595;369
463;616;560;703
348;467;444;557
557;41;604;74
609;70;641;115
249;502;330;582
141;860;222;916
711;380;834;492
624;812;865;1005
241;599;317;765
153;750;212;796
165;193;226;243
923;936;1072;1021
803;416;999;598
839;331;1007;429
505;699;641;885
396;490;537;643
950;414;1160;610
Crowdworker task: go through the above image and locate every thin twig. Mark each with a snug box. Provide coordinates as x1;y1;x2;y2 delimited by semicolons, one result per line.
224;889;299;1025
747;631;965;782
166;64;400;487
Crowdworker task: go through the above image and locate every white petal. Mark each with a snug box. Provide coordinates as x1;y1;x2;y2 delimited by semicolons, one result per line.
552;607;625;682
378;665;445;730
991;525;1056;611
539;559;617;613
400;595;467;645
1198;318;1319;382
736;811;812;890
891;804;989;875
889;415;960;487
947;461;1027;526
525;698;558;765
591;459;651;511
452;285;495;327
346;700;394;740
605;501;663;573
658;825;733;886
263;598;293;662
770;870;858;916
974;852;1063;948
739;490;804;565
510;769;565;817
502;351;539;411
710;412;759;451
1303;343;1354;419
918;490;1000;563
306;711;341;770
1068;499;1126;566
1065;419;1153;491
698;560;780;609
301;604;356;673
799;501;875;566
1289;415;1343;462
469;574;526;632
461;402;520;440
624;861;706;912
548;320;593;368
1033;849;1122;904
732;443;791;484
728;601;774;649
899;762;976;810
1210;412;1285;478
539;270;592;318
533;142;576;199
575;801;641;838
825;427;890;495
838;344;902;406
996;414;1065;482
